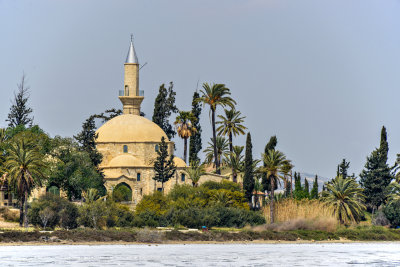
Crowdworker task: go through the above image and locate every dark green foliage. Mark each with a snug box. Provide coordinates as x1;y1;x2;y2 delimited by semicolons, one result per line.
28;194;79;229
152;82;178;140
47;137;105;200
383;201;400;227
243;133;254;202
285;181;292;197
5;125;51;155
7;74;34;128
164;205;265;228
74;116;103;167
189;91;202;163
304;178;310;199
92;108;122;122
360;126;393;211
78;199;134;228
134;182;264;228
112;183;132;202
153;136;177;191
261;136;278;192
201;180;241;192
337;159;350;178
293;172;307;200
310;175;319;199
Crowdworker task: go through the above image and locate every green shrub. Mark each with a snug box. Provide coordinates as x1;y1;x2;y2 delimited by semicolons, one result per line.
135;191;169;216
112;183;132;202
383;201;400;227
78;199;134;229
28;194;79;229
201;180;241;192
0;207;19;223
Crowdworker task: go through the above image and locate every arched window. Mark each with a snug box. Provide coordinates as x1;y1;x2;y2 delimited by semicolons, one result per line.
123;145;128;153
137;173;141;182
124;85;129;96
181;173;186;182
155;144;159;152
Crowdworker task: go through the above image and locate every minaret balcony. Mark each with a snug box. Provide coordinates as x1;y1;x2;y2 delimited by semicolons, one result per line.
118;90;144;97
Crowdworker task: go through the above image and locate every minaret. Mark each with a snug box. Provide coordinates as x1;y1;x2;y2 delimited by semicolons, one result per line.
119;35;143;115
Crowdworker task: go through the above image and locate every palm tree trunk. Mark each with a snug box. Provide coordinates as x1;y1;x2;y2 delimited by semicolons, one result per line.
229;132;236;182
23;190;28;228
19;194;24;227
284;176;287;197
270;176;275;224
290;172;293;198
211;108;220;174
183;137;188;164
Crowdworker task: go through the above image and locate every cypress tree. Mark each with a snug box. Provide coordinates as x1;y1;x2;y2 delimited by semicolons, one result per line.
152;82;178;140
74;115;103;167
153;136;177;192
285;180;292;197
189;91;202;163
7;74;34;128
360;126;393;211
304;178;310;199
261;136;277;192
243;133;254;203
293;172;306;200
310;175;319;199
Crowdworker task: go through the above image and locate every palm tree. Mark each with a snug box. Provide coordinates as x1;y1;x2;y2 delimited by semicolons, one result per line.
196;83;236;174
203;137;229;168
216;108;246;153
386;182;400;205
225;146;244;183
259;150;290;223
186;160;206;187
217;108;246;181
321;176;365;224
174;111;197;163
6;136;45;227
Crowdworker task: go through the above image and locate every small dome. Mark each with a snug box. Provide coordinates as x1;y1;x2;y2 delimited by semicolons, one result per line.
96;114;168;143
107;154;144;168
174;157;187;168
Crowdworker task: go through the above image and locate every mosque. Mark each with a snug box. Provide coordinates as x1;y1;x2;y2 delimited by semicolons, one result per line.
0;37;224;207
94;37;223;206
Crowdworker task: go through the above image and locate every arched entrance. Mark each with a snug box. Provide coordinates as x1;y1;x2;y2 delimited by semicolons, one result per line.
47;185;60;196
112;182;132;202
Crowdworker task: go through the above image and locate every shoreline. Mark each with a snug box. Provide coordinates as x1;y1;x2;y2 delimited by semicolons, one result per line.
1;239;400;246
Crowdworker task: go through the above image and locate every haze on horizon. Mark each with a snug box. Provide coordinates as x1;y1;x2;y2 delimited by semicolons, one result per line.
1;0;399;179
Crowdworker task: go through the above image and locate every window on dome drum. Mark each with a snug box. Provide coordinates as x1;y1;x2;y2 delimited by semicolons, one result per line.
123;145;128;153
181;173;185;182
137;173;141;181
155;144;159;152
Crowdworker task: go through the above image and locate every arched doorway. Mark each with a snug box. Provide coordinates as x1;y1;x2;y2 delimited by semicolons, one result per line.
112;182;132;202
47;185;60;196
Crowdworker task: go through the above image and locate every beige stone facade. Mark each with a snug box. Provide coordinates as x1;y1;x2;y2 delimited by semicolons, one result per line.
95;38;225;207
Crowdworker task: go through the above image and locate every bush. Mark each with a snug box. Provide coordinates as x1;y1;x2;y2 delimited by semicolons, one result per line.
383;201;400;227
135;191;169;216
201;180;241;192
78;198;134;229
112;184;132;202
28;194;79;229
0;207;19;223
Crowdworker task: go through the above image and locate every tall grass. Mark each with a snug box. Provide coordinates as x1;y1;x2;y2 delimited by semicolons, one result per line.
262;199;338;231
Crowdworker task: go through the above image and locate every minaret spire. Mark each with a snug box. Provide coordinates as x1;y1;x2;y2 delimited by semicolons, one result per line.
119;36;143;115
125;34;139;64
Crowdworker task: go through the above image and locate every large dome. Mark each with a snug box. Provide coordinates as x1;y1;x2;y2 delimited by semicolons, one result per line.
96;114;168;143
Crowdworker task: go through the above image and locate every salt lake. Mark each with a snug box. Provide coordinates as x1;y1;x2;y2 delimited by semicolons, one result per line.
0;243;399;266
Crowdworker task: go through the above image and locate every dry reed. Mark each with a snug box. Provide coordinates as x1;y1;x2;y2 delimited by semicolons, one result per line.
262;199;337;231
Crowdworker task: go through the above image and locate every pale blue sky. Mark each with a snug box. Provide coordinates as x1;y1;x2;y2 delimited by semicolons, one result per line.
1;0;400;178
